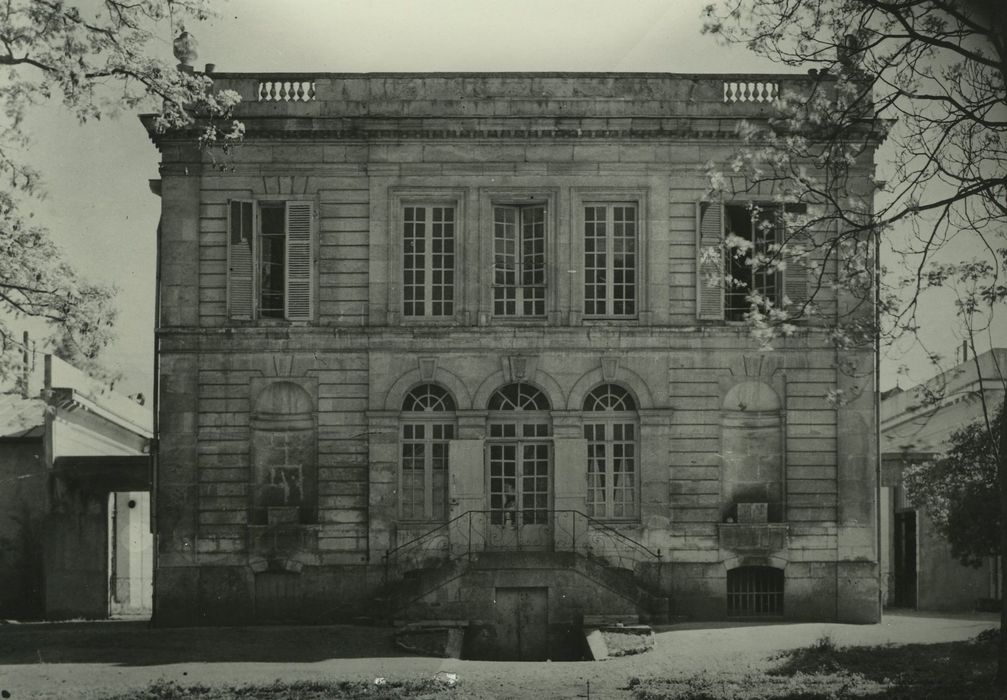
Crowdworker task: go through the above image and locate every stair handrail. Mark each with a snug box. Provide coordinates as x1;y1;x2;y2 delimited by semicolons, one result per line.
566;509;663;593
575;510;662;561
383;510;478;584
382;509;665;589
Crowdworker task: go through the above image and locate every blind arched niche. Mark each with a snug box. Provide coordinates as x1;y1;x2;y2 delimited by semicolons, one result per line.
251;381;316;525
720;381;783;523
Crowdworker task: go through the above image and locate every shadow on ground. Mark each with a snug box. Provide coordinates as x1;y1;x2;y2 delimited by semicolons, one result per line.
0;621;418;666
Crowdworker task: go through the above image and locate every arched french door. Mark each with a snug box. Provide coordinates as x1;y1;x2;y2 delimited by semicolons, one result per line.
486;382;553;550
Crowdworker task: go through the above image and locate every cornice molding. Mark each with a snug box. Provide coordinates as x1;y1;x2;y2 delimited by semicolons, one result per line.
151;126;751;145
147;123;887;151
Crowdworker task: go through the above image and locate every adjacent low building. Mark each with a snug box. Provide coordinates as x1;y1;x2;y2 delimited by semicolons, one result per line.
144;68;882;650
0;354;153;619
880;347;1005;611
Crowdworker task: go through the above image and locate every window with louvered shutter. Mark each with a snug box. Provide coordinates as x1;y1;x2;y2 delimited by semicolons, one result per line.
696;201;725;321
226;199;314;322
724;204;782;321
227;200;254;320
284;201;313;321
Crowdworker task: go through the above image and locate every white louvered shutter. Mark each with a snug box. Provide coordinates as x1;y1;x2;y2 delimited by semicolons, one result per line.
696;201;725;321
785;239;809;316
782;210;810;313
227;200;255;320
284;201;314;321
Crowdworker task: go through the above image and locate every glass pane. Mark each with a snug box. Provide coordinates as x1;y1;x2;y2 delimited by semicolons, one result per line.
402;384;456;412
488;382;550;411
584;205;607;316
490;443;518;525
583;384;635;411
403;206;426;317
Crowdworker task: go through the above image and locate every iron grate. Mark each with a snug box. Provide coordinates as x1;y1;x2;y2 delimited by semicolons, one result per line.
727;566;784;617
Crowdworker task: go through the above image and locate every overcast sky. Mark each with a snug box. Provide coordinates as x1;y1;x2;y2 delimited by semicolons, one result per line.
21;0;1000;397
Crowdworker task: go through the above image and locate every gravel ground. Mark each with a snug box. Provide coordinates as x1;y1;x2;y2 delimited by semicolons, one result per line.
0;611;997;700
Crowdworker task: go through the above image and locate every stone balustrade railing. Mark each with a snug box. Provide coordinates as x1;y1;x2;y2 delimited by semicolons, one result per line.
722;80;780;103
257;79;317;102
205;73;820;120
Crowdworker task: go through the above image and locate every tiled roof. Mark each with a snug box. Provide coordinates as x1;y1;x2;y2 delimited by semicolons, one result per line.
0;392;44;439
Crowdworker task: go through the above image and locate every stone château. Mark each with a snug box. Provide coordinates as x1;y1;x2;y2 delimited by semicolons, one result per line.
143;70;881;656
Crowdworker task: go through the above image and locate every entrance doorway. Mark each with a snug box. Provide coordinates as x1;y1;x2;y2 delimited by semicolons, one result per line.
492;587;549;660
107;491;153;617
487;441;551;550
485;382;554;551
893;509;918;608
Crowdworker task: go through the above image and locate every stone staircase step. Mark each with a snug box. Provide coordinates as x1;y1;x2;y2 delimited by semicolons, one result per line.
378;550;676;623
583;613;639;626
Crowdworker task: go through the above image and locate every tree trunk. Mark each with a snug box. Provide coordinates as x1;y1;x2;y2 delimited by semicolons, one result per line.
996;405;1007;687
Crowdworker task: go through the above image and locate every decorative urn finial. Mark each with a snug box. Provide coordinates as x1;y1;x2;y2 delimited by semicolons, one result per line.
173;30;198;71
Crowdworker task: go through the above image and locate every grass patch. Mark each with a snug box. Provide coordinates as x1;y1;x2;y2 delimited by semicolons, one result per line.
631;629;1001;699
630;671;888;699
105;677;460;700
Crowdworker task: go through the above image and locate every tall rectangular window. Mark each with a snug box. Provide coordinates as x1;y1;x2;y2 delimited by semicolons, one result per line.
725;204;781;322
584;422;637;519
494;205;546;317
584;203;637;317
400;422;454;521
403;205;455;318
260;203;286;318
227;200;314;321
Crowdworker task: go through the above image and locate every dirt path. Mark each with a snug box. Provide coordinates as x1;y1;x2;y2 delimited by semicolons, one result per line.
0;612;996;700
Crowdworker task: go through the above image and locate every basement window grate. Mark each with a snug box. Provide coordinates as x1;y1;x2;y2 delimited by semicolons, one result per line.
727;566;784;617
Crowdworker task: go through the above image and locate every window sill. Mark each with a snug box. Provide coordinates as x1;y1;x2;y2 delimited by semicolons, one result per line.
716;319;804;326
488;317;550;324
400;318;465;325
227;319;316;327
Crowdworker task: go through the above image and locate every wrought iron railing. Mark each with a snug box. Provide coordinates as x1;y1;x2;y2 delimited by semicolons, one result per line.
382;509;663;588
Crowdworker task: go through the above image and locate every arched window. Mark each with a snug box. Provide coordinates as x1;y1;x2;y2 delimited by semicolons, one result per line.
402;383;456;412
400;384;456;521
583;384;638;520
488;382;551;411
487;383;552;526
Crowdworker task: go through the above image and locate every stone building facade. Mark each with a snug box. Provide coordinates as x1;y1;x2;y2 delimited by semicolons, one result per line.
144;72;880;638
